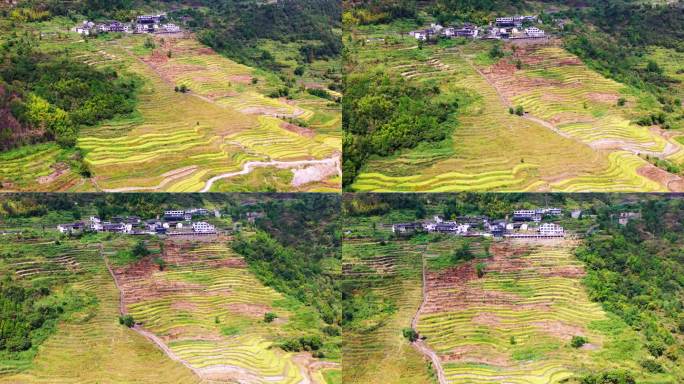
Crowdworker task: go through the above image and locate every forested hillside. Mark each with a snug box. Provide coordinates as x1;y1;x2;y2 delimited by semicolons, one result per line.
576;198;684;380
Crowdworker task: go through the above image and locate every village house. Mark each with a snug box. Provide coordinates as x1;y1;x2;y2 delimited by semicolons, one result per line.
392;222;422;234
538;223;564;236
57;222;85;234
524;27;546;38
192;222;216;234
513;210;537;222
455;23;479;38
164;210;185;221
102;222;131;233
618;212;641;226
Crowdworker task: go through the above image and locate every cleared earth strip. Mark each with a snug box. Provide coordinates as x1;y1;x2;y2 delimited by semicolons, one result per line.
410;253;448;384
199;154;341;192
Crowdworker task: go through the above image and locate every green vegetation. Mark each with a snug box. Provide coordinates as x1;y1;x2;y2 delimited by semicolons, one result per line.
402;328;419;342
343;71;459;187
118;314;135;328
0;193;340;382
0;1;340;192
343;193;684;383
576;198;684;379
343;1;684;192
0;34;138;150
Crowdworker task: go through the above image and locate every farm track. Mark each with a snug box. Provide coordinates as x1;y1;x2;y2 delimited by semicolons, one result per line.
200;154;341;192
410;254;448;384
99;244;205;380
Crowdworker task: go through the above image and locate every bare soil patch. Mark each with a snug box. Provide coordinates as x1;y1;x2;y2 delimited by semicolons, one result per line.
291;155;341;188
442;345;511;366
37;163;69;184
531;320;585;341
226;303;272;318
281;122;315;138
471;312;502;326
637;164;684;192
228;75;254;84
587;92;619;104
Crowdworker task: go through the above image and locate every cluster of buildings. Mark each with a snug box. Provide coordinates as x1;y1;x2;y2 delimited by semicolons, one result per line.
408;15;546;42
57;208;217;236
392;207;566;239
74;14;181;36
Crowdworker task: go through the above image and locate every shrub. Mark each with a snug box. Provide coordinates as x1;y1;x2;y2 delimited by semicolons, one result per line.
402;327;419;342
476;263;486;278
617;97;626;106
646;341;665;357
571;335;588;348
515;105;524;116
580;370;636;384
132;241;150;258
119;315;134;328
264;312;278;323
510;336;516;345
153;257;166;271
640;359;664;373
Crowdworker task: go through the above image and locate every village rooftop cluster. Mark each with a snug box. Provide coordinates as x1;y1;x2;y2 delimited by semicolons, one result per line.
74;13;181;36
409;15;546;41
57;208;219;236
392;207;566;239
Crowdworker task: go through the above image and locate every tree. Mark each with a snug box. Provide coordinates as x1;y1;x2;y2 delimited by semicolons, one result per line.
119;314;135;328
264;312;278;323
515;105;524;116
476;262;486;278
571;335;588;348
132;241;150;258
153;257;166;271
452;243;474;263
402;328;419;342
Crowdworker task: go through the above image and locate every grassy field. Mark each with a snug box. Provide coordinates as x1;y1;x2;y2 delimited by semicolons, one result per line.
0;230;339;383
0;18;340;192
416;239;673;383
0;236;200;383
342;237;435;384
346;21;683;192
115;240;338;383
341;204;680;384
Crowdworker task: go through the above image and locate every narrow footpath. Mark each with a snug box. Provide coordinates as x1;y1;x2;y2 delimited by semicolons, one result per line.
410;253;448;384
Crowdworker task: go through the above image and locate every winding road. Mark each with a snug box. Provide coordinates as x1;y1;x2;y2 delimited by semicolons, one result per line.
410;253;448;384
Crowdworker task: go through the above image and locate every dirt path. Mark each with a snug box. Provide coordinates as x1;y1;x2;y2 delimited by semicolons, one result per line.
200;154;341;192
410;253;448;384
99;245;203;379
465;56;684;186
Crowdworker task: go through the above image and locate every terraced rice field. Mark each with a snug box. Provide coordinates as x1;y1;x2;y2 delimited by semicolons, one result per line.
113;240;335;383
348;26;683;192
415;240;660;384
0;239;199;383
0;30;340;192
342;239;434;384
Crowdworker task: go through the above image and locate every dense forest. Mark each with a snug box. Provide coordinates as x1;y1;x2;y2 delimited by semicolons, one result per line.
178;0;342;70
231;195;341;355
342;71;459;188
558;1;684;128
0;33;139;151
576;198;684;379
